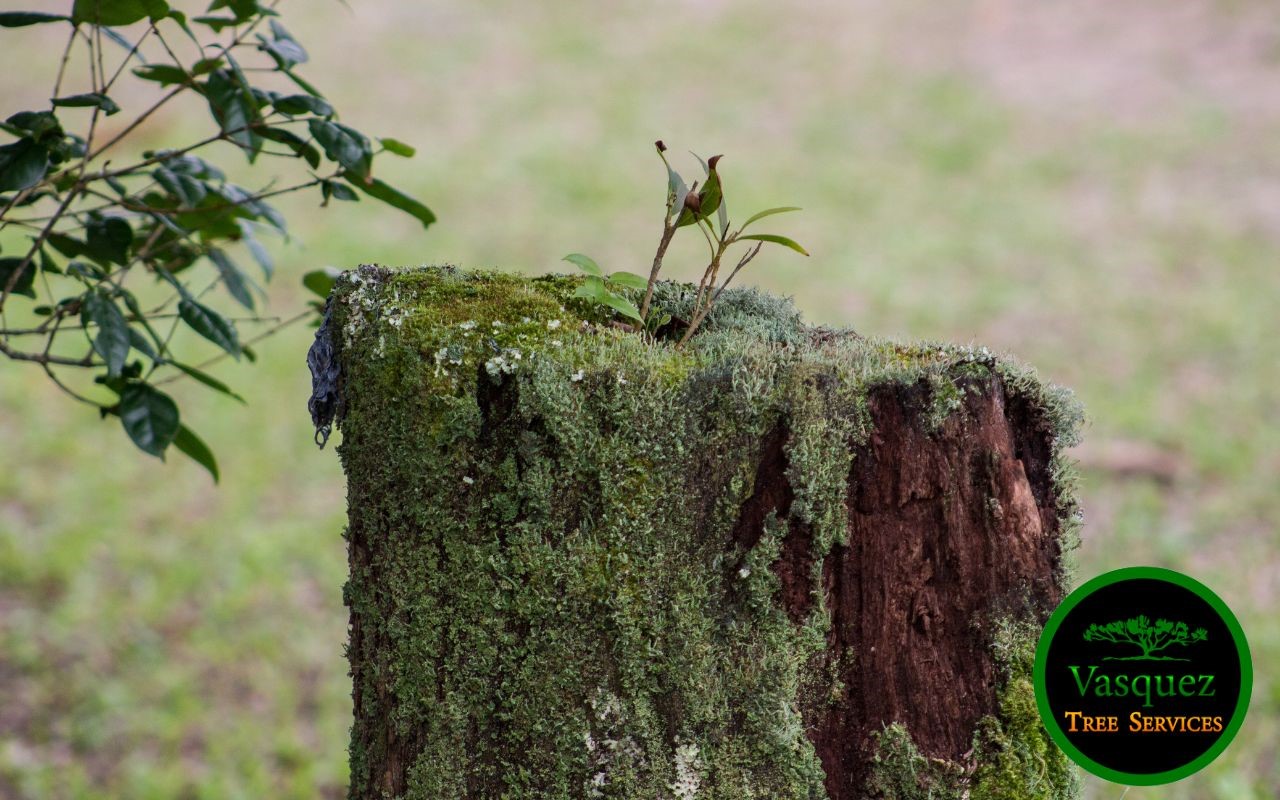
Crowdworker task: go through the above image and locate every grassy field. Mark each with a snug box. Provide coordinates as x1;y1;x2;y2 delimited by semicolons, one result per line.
2;1;1278;797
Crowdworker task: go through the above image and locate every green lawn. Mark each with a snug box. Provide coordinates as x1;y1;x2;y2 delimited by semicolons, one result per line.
1;1;1277;798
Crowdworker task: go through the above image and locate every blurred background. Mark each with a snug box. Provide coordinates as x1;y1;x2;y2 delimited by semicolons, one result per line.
1;1;1277;798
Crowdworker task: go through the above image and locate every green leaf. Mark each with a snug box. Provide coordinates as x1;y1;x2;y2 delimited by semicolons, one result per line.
601;291;643;324
168;361;245;403
740;206;802;230
310;120;371;178
4;110;62;139
606;270;648;290
127;327;157;360
320;179;358;203
737;233;809;256
270;93;332;117
204;69;261;157
153;166;207;207
85;216;132;266
302;267;341;299
255;125;320;168
173;423;219;482
46;232;88;259
72;0;170;26
281;69;323;98
118;382;179;457
238;222;273;279
0;139;49;192
132;64;190;86
192;15;237;31
572;275;606;300
166;9;199;43
209;0;260;22
0;12;70;27
257;19;307;69
178;298;240;358
80;290;131;377
341;172;435;229
380;137;416;158
0;258;37;298
208;249;255;310
562;253;603;277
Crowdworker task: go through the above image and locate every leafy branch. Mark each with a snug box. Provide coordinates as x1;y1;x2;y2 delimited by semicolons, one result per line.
0;1;436;480
566;140;806;344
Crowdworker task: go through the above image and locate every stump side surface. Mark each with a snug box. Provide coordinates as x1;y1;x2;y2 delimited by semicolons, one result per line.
327;265;1083;800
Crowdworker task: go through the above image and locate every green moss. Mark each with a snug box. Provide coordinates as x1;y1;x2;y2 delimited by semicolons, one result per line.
331;265;1082;800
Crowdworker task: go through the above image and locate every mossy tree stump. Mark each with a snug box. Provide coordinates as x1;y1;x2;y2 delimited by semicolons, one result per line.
314;265;1083;800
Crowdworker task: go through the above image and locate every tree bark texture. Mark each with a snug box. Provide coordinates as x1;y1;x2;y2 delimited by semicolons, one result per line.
319;265;1083;800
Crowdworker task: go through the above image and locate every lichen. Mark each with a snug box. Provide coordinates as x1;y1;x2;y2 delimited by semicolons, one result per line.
332;265;1083;800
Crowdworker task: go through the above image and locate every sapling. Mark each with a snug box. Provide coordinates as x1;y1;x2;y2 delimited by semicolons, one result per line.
566;141;807;345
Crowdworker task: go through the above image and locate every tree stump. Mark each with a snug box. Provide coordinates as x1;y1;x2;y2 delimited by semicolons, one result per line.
314;265;1084;800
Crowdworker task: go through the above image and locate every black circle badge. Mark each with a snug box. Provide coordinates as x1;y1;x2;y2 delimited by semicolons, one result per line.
1034;567;1251;785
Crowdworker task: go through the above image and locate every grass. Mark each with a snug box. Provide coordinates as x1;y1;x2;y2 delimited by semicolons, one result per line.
1;1;1278;798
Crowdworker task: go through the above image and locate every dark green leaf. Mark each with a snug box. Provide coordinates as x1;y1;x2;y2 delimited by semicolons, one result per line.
601;291;643;324
607;270;648;290
302;267;341;299
173;423;220;482
281;69;322;98
154;166;207;207
168;361;245;403
191;57;223;75
208;0;258;22
257;19;307;68
4;111;61;139
0;139;49;192
80;290;131;376
118;382;179;457
563;253;603;277
310;120;371;178
320;179;357;204
46;232;89;259
191;14;237;31
380;137;415;158
208;249;255;309
128;327;158;360
0;258;37;298
239;222;273;279
204;69;261;157
341;172;434;229
132;64;190;86
85;216;132;266
255;125;320;168
270;93;332;117
0;12;70;27
166;9;198;43
740;206;802;230
737;233;809;256
163;153;224;181
72;0;170;26
178;298;240;358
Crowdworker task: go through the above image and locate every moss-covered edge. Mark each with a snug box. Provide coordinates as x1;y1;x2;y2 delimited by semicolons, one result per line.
325;264;1084;800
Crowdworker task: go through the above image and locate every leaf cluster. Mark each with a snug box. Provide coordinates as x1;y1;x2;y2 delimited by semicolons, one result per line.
564;141;807;344
0;1;436;479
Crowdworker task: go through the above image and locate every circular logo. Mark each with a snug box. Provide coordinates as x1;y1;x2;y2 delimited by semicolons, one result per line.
1034;566;1251;785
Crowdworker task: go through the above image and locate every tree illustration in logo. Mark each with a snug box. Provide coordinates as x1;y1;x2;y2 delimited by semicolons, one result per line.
1082;615;1208;661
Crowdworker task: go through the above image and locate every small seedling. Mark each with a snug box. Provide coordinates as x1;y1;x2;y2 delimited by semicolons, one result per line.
566;141;807;344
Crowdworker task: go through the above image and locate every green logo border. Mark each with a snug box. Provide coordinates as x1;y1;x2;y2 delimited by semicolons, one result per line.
1033;566;1253;785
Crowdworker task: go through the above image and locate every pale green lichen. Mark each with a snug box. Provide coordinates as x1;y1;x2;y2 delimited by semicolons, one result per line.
331;265;1083;800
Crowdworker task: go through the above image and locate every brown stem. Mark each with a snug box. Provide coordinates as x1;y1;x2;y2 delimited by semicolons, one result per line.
639;222;676;321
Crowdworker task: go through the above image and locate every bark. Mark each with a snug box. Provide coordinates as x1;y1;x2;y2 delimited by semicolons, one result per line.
320;265;1082;800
